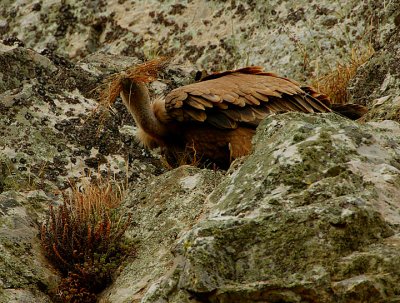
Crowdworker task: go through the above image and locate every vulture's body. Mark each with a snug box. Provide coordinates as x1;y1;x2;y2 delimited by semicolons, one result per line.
119;66;366;168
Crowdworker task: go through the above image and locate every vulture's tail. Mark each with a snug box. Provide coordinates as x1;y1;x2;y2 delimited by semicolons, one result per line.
301;86;368;120
330;104;368;120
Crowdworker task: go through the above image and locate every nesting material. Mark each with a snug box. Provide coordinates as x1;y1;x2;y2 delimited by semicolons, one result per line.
99;57;170;108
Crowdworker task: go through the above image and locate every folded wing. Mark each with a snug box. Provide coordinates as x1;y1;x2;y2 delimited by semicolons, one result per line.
165;66;332;129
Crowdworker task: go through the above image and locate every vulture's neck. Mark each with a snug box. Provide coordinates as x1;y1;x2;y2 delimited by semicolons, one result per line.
120;80;167;138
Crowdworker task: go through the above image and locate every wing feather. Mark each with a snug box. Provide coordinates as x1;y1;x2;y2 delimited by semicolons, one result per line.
251;91;270;102
165;66;332;129
238;107;256;122
256;87;282;98
189;95;214;108
185;108;207;121
186;98;206;110
266;101;286;113
201;93;222;102
206;113;237;129
214;102;229;109
241;98;253;106
187;89;208;96
221;109;242;120
244;94;261;105
279;99;306;112
291;95;315;112
167;91;187;102
252;106;272;119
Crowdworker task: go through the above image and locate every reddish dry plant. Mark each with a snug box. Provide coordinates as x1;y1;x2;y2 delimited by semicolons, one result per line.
40;178;132;303
311;44;375;104
99;56;170;109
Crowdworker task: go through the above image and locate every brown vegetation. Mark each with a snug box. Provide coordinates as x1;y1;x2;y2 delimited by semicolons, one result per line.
40;177;132;303
99;57;170;108
311;44;375;104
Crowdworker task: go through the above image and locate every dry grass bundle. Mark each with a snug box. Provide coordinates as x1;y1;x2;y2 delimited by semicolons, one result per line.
99;57;170;108
311;44;375;104
40;175;132;303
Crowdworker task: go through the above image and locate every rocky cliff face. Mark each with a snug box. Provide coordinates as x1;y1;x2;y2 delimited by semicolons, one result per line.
349;24;400;123
1;1;400;303
0;44;160;303
95;112;400;303
1;0;398;80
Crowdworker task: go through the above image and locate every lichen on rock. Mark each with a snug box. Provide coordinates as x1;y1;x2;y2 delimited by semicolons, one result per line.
124;113;400;303
349;24;400;123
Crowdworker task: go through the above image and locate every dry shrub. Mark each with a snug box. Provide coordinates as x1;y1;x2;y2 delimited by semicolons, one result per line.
311;44;375;104
40;176;132;303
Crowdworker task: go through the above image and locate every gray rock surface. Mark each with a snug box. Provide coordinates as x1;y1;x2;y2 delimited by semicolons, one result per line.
100;113;400;303
0;43;164;191
0;190;56;303
1;0;400;302
100;166;222;303
2;0;399;81
0;44;165;301
349;24;400;123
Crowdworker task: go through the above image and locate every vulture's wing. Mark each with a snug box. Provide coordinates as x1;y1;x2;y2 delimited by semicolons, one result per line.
165;66;332;129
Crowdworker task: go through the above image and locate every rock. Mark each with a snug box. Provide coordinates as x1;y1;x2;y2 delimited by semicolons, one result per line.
105;113;400;303
1;0;398;81
99;166;222;303
349;26;400;123
1;1;400;302
0;44;165;301
0;43;164;193
0;190;57;303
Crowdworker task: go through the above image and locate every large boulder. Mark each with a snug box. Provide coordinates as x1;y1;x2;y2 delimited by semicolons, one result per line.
101;113;400;303
100;166;222;303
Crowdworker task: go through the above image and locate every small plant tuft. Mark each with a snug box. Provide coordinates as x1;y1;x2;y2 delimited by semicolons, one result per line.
311;44;375;104
40;177;132;303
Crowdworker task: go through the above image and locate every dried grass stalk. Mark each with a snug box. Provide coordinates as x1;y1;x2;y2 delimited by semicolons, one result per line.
99;57;170;108
311;44;375;104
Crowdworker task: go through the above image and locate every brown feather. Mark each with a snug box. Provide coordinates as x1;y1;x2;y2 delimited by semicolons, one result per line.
186;89;205;96
266;100;288;113
222;94;236;103
251;91;270;102
202;93;222;103
186;98;206;110
189;95;214;108
244;94;261;105
214;102;229;110
291;95;316;112
166;91;188;104
238;107;256;122
185;108;207;121
206;113;238;129
257;86;282;98
221;109;242;121
252;106;271;119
